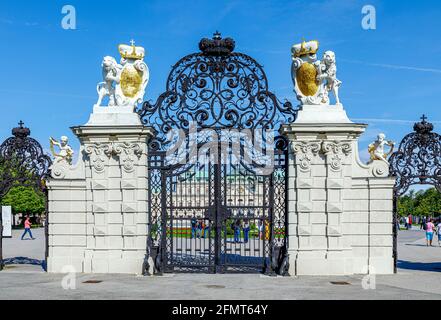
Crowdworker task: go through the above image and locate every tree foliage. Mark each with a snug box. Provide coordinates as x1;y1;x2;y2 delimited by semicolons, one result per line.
0;186;45;215
398;188;441;217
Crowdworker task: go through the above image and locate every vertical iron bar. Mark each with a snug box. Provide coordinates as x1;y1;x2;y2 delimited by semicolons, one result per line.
214;138;223;273
0;212;3;271
160;166;167;274
44;188;49;272
393;193;398;274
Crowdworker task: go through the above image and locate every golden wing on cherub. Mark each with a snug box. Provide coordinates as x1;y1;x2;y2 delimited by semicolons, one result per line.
368;142;383;161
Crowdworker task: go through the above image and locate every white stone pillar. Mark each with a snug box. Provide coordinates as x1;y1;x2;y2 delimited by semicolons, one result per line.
281;105;395;276
47;107;154;274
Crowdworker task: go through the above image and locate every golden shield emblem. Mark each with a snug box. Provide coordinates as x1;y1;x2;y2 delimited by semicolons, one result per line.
120;64;142;98
296;62;319;96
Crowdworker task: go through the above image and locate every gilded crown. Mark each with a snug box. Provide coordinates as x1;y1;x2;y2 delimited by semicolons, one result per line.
291;40;319;58
118;40;145;60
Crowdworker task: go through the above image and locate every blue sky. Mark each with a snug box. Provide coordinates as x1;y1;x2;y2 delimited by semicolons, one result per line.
1;0;441;164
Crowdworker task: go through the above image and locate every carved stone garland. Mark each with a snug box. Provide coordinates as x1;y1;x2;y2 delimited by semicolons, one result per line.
84;142;143;173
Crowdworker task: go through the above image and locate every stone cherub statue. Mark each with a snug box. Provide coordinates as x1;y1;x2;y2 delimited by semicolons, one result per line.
95;40;149;109
50;136;74;165
291;40;342;106
368;133;395;164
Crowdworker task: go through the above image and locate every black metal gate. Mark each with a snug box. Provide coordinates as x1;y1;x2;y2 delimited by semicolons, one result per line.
389;115;441;273
139;32;295;274
0;122;52;271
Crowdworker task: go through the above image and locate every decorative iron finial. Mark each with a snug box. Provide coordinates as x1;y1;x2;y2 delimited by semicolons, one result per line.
213;31;222;40
199;32;235;56
12;120;30;139
414;114;434;135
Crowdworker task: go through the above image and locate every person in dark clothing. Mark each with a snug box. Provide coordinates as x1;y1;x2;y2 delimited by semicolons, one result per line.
191;218;197;239
234;219;242;243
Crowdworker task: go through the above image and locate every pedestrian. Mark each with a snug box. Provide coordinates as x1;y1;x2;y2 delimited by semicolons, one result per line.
437;220;441;247
425;218;435;247
21;215;35;240
243;219;250;243
405;216;410;230
197;219;203;238
203;221;210;238
264;220;270;240
234;219;241;243
408;214;413;229
421;216;427;230
258;219;264;240
191;217;197;239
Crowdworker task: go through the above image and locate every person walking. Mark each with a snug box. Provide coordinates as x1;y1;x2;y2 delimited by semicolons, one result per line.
190;217;197;239
258;219;264;240
234;219;241;243
243;219;250;243
196;219;203;239
425;218;435;247
421;216;427;230
203;221;210;238
21;216;35;240
436;220;441;247
405;216;410;230
408;214;413;230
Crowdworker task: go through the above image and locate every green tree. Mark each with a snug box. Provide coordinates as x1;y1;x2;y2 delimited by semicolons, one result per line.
1;186;45;215
398;187;441;217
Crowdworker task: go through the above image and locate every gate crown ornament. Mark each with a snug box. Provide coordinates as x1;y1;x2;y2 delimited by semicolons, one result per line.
414;114;434;134
12;120;30;139
198;31;236;56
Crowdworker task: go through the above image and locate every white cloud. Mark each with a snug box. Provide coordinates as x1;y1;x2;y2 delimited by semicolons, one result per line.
340;58;441;74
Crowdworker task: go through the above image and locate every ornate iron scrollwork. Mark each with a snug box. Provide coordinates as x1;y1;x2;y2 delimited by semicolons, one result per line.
0;121;52;198
137;32;296;150
389;115;441;196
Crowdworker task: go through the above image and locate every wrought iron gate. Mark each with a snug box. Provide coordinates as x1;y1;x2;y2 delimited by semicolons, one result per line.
138;32;295;274
0;122;52;271
389;115;441;273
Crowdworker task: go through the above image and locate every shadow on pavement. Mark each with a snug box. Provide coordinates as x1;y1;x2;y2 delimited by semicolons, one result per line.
405;244;437;247
3;256;44;267
398;260;441;272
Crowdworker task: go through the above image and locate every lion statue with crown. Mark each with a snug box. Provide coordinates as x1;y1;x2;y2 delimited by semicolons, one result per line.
96;56;122;107
95;40;150;109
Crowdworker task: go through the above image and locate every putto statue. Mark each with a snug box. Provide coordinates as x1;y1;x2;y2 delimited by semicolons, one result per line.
291;40;342;106
95;40;149;109
367;133;395;164
50;136;74;165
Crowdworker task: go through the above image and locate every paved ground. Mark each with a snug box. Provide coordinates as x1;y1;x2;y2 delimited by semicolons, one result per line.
2;227;441;299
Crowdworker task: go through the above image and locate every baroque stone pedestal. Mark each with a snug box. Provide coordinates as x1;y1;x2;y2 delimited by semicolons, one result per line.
47;121;154;274
281;106;395;276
